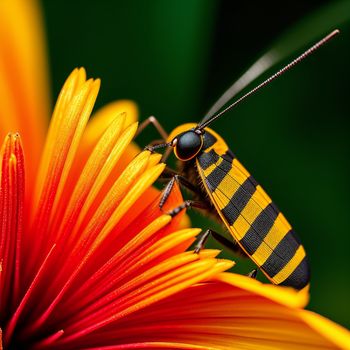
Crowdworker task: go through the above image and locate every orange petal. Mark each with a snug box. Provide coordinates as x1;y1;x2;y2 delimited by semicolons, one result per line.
300;311;350;350
216;272;309;308
0;134;25;312
96;276;349;350
29;69;100;268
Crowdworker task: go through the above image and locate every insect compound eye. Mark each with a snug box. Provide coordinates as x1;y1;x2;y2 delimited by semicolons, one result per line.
173;130;203;161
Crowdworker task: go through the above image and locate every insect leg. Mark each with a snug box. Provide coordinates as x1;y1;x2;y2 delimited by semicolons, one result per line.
160;166;179;178
193;229;211;253
147;138;166;147
136;116;168;140
194;230;258;279
136;116;173;161
247;269;258;279
193;229;240;254
167;200;209;217
159;176;177;210
159;173;201;210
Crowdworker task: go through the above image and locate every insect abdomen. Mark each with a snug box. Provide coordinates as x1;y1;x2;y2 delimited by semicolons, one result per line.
197;129;310;290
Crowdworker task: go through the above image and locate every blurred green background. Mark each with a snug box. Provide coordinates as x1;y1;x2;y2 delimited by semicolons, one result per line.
41;0;350;328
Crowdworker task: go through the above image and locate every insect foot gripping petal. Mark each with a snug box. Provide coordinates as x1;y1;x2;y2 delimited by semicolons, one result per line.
167;200;209;218
159;173;202;210
194;229;245;255
159;176;177;210
194;229;211;254
247;269;258;279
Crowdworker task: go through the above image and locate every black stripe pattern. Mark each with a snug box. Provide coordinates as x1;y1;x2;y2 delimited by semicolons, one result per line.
240;203;279;255
222;149;235;162
221;176;257;225
198;149;219;170
261;230;299;275
202;132;217;150
280;256;310;290
205;159;232;192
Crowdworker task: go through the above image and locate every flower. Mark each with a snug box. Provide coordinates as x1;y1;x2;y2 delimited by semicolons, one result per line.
1;107;349;350
0;66;235;348
1;0;350;349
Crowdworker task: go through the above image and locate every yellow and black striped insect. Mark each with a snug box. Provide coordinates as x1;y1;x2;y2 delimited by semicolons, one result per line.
140;30;339;290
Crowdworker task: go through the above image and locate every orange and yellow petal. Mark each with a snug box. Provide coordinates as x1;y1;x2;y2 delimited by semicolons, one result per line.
88;274;348;350
300;311;350;350
0;133;25;313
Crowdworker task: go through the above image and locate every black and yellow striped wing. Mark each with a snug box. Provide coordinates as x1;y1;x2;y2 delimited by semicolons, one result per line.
196;134;310;290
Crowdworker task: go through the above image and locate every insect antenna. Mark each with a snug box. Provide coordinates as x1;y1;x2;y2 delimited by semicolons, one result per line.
197;29;339;131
